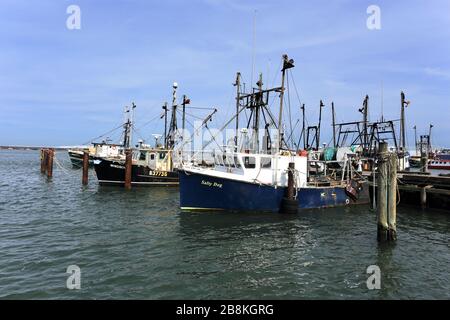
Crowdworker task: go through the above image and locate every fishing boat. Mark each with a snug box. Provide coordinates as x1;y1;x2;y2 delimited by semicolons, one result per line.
93;83;217;186
68;143;123;167
67;104;136;167
94;145;179;186
428;159;450;170
179;55;370;213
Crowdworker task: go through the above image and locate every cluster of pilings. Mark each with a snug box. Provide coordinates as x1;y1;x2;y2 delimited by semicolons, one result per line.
40;148;54;178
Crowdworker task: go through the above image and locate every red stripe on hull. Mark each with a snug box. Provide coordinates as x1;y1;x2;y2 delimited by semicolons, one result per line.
428;165;450;170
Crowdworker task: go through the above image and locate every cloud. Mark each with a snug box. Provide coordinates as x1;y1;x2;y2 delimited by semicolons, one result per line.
424;67;450;80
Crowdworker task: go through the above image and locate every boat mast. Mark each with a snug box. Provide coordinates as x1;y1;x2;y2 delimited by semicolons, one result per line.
129;102;136;148
253;73;263;153
167;82;178;149
413;125;418;155
400;91;409;152
123;105;131;148
317;100;325;149
429;124;433;153
301;104;306;149
331;102;336;148
163;102;168;148
278;54;294;150
234;72;241;151
362;95;369;151
182;95;190;141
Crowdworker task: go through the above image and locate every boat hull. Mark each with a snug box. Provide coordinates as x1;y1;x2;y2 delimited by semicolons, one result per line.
179;170;370;212
68;151;94;168
93;158;179;186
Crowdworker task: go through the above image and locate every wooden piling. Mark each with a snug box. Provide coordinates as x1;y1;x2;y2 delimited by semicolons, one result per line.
280;162;297;214
387;152;398;241
82;150;89;186
287;162;295;200
377;142;397;241
420;151;428;173
40;149;47;174
124;149;132;189
46;148;54;178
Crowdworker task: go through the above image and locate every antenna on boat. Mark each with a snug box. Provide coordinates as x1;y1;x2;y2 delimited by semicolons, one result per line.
381;80;384;122
250;10;257;92
152;134;162;148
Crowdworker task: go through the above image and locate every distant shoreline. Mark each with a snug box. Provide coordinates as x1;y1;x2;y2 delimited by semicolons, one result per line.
0;146;70;151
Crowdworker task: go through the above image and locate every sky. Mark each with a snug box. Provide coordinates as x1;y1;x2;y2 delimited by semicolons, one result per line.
0;0;449;148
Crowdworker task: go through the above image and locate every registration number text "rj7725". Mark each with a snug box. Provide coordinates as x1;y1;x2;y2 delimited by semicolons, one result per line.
149;170;168;177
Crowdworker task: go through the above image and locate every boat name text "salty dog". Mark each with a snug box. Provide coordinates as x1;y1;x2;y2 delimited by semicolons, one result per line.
201;180;223;188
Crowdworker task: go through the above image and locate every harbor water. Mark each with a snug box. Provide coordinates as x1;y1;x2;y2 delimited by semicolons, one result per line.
0;150;448;299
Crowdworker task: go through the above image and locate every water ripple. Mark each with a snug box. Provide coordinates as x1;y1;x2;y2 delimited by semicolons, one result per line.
0;150;449;299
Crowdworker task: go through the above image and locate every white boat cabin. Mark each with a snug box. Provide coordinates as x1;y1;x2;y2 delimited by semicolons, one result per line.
133;149;175;172
183;151;308;188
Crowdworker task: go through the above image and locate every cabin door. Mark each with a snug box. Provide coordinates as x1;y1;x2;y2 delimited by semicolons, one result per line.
148;153;157;169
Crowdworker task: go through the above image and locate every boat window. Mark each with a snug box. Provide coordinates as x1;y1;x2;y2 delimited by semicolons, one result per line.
243;156;256;169
261;157;271;169
234;156;241;169
159;152;166;160
215;153;223;166
139;152;146;161
150;154;155;160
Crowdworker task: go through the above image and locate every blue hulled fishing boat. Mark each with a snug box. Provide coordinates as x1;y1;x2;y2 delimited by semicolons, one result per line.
179;54;369;213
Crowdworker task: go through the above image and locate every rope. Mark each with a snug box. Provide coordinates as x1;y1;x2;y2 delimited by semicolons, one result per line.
53;154;73;175
82;123;124;145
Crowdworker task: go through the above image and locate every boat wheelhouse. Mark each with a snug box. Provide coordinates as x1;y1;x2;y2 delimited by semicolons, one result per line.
94;147;179;186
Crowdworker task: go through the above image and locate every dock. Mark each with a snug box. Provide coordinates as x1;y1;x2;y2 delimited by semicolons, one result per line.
365;171;450;210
